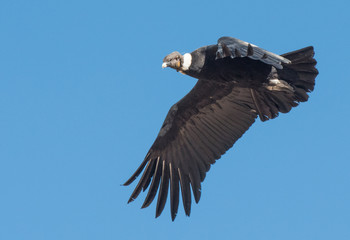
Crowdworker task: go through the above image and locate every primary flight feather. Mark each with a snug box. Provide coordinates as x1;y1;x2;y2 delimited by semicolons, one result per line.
124;37;318;221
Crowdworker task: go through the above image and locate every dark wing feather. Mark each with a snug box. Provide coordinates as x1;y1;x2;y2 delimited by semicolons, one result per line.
124;79;258;220
216;37;291;69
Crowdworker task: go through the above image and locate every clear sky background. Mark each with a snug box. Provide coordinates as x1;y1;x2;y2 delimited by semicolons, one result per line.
1;0;349;239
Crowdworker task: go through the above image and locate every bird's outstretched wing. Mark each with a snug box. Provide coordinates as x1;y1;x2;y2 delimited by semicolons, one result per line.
216;37;291;69
124;80;258;220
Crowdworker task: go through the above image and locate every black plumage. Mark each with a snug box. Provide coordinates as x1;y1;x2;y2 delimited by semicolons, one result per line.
124;37;318;220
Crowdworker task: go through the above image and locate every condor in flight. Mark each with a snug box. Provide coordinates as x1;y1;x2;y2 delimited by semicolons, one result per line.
124;37;318;220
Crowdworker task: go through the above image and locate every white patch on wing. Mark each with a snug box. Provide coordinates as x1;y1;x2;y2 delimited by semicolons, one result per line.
266;79;294;91
181;53;192;71
269;79;281;85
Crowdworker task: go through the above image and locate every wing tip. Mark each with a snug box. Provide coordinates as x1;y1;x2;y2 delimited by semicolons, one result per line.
171;213;177;221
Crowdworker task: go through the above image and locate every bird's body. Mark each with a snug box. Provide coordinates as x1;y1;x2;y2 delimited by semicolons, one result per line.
124;37;318;220
185;45;271;86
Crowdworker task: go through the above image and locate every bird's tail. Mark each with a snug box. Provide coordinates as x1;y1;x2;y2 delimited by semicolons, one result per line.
251;46;318;121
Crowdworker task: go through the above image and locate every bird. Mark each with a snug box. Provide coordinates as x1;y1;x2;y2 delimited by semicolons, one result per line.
123;36;318;221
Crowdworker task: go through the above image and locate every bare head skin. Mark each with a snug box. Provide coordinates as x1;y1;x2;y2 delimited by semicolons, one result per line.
162;52;192;71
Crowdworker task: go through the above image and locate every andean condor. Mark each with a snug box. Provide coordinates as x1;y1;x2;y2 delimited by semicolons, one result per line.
124;37;318;221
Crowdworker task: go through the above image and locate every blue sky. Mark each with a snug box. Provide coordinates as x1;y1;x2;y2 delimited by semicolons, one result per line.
1;0;349;239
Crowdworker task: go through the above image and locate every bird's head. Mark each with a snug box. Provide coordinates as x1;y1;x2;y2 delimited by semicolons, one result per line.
162;52;192;72
162;51;183;70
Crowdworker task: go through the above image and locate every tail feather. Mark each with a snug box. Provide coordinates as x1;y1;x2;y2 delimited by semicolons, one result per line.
279;46;318;92
254;46;318;121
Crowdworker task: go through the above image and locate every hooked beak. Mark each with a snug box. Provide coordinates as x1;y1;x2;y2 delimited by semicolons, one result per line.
162;62;168;68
